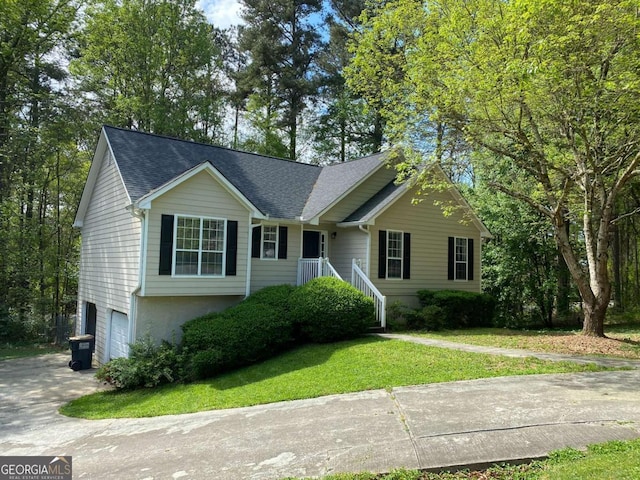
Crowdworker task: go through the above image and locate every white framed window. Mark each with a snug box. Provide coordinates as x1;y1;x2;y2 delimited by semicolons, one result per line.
261;225;278;259
174;215;226;276
455;237;468;280
387;230;403;279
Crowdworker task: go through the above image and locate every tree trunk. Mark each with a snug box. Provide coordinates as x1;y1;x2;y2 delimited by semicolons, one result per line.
553;210;610;337
582;296;608;336
612;221;622;309
556;217;571;319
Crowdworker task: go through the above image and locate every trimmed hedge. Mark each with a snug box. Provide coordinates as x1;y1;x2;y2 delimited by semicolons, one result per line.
179;280;376;380
290;277;375;343
242;284;296;315
416;289;495;329
181;301;294;379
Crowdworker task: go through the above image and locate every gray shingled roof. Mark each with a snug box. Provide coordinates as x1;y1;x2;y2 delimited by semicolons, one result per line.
104;126;322;219
104;126;396;221
301;152;387;220
341;180;406;224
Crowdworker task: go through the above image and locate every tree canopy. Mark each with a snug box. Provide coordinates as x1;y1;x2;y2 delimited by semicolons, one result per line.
348;0;640;336
71;0;226;142
3;0;640;342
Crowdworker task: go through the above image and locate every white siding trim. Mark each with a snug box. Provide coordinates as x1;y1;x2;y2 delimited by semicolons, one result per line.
103;130;132;206
140;210;149;296
137;162;264;219
246;216;257;297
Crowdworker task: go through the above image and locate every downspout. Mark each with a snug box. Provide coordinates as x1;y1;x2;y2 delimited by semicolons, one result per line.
127;205;148;346
359;224;371;276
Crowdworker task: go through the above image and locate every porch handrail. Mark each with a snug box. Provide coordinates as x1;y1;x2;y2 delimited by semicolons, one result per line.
323;260;342;280
297;257;342;285
351;259;386;329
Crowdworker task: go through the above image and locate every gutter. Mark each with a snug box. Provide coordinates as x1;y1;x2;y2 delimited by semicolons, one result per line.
359;224;371;276
126;204;148;344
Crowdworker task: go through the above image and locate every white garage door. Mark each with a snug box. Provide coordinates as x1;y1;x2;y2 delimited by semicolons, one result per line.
110;311;129;359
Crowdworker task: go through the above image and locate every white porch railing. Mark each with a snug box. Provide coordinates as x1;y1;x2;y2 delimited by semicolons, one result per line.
351;259;386;329
297;257;343;286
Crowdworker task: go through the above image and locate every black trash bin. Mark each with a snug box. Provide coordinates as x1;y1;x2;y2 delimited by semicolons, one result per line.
68;334;94;371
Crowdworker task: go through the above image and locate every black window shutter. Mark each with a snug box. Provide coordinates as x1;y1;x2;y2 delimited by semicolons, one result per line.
278;226;288;259
159;215;174;275
378;230;387;278
251;225;261;258
403;233;411;279
468;238;474;281
225;221;238;276
448;236;455;280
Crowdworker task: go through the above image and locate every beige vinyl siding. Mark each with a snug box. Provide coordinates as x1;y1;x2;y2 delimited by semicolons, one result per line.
136;295;243;344
76;150;141;363
371;187;482;305
250;224;301;292
320;167;396;223
144;170;249;296
328;226;368;280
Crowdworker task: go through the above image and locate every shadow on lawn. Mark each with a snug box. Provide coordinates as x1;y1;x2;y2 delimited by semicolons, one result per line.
208;335;389;391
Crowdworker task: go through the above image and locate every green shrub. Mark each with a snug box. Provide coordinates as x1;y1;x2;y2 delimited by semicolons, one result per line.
406;305;446;331
181;301;295;379
416;290;436;306
385;301;413;331
416;290;496;328
290;277;374;343
243;284;296;311
96;336;180;390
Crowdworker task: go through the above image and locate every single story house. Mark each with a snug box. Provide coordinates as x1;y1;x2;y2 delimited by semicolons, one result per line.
74;126;490;364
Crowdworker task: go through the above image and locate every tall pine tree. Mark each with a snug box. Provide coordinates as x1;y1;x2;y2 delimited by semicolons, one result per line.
236;0;323;160
312;0;384;163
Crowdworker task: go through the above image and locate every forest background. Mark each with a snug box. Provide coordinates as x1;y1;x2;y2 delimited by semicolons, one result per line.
1;0;639;343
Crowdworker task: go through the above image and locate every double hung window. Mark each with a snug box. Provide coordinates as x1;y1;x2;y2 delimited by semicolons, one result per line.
261;225;278;259
174;216;226;276
387;230;404;279
454;237;468;280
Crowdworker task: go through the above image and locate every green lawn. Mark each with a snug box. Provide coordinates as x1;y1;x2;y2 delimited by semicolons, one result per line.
293;438;640;479
60;336;609;419
0;342;67;360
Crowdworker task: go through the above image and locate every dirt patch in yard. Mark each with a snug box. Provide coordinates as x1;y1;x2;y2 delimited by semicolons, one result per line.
508;332;640;359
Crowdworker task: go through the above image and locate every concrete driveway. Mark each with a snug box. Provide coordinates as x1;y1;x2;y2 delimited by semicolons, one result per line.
1;351;640;479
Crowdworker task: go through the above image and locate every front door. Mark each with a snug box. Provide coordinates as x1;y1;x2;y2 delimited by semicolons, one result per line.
302;231;327;258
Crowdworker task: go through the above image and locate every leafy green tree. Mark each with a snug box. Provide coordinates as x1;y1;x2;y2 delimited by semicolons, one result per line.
0;0;85;341
348;0;640;336
236;0;323;159
71;0;225;142
470;184;566;328
311;2;384;163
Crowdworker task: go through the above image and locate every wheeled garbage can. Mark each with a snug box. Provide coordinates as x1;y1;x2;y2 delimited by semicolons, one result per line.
68;334;95;371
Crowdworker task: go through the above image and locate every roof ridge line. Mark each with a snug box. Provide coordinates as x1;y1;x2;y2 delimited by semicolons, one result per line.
102;125;322;169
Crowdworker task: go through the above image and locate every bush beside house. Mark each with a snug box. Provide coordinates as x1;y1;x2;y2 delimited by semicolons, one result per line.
97;279;373;388
291;277;374;343
411;289;496;330
182;298;296;380
95;336;181;389
96;283;495;390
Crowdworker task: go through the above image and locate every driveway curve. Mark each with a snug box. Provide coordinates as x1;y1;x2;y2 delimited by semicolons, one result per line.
1;349;640;479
